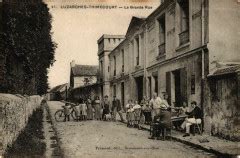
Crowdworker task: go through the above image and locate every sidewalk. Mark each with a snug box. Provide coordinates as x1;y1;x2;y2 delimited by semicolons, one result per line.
117;113;240;157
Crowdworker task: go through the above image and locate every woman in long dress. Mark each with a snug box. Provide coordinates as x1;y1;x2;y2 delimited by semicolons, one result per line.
94;96;102;120
86;98;93;120
81;101;87;120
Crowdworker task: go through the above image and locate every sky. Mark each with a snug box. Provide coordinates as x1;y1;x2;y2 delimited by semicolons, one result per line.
45;0;160;88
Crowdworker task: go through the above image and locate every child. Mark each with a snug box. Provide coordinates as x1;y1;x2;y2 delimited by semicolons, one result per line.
142;101;152;124
63;103;71;122
139;110;145;129
81;101;87;120
74;103;81;121
125;100;131;126
126;100;134;127
133;100;141;128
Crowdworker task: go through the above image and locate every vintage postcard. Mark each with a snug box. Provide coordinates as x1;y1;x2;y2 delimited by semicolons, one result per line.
0;0;240;157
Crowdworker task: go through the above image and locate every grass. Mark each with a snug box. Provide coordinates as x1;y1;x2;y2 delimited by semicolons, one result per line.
4;106;46;158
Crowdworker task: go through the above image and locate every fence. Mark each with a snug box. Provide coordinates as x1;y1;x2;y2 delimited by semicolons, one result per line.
0;93;42;156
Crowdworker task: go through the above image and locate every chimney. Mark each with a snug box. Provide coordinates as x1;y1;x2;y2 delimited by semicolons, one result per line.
70;60;76;67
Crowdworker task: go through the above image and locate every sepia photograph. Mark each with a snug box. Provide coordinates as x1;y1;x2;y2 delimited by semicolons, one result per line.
0;0;240;157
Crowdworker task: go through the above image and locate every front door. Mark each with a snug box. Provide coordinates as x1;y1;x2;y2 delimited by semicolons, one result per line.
135;76;143;103
121;82;125;106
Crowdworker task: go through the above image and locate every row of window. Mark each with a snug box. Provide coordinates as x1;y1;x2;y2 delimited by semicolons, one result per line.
158;0;190;56
111;0;190;77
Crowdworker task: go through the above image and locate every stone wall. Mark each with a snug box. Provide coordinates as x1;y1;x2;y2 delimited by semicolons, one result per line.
0;93;42;156
204;75;240;141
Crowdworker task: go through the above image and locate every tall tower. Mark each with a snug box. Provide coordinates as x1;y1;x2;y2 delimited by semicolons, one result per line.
97;34;125;99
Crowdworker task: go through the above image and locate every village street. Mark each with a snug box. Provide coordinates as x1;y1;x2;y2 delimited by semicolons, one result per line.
47;101;214;158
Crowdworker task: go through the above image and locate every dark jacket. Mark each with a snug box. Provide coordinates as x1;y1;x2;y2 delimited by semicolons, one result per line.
102;100;110;114
186;106;202;119
159;110;171;129
153;110;171;129
112;99;122;112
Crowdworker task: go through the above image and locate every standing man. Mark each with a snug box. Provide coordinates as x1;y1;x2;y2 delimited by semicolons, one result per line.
149;92;163;121
161;93;170;109
112;96;124;122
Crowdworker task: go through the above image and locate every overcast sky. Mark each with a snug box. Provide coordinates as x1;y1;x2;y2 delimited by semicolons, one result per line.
45;0;160;88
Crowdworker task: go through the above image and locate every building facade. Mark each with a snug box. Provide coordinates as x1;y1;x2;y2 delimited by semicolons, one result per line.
70;60;98;89
98;0;240;138
48;83;69;101
97;35;125;100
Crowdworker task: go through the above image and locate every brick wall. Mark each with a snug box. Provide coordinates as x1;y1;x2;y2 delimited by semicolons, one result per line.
0;94;42;156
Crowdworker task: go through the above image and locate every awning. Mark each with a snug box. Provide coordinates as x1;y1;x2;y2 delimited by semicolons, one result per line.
208;65;240;78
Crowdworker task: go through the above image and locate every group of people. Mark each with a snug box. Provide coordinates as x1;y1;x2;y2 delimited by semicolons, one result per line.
125;92;171;129
124;91;203;139
63;91;203;138
145;92;203;139
63;95;124;122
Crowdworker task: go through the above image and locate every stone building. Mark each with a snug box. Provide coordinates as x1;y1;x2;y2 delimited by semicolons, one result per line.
204;63;240;140
69;60;98;89
69;60;99;101
97;35;125;99
48;83;69;101
108;17;146;105
98;0;240;138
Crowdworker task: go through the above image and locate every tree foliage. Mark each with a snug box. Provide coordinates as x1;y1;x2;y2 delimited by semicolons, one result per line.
1;0;57;95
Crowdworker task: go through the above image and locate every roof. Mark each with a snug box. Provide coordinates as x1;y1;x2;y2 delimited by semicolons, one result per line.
208;65;240;77
72;83;99;91
71;65;98;76
145;0;172;22
97;34;125;44
125;16;146;37
49;83;68;93
108;39;127;56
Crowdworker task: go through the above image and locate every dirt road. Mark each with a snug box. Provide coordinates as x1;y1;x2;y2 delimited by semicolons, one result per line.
48;101;214;158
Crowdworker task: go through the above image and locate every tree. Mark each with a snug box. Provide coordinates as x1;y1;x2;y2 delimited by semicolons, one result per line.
1;0;56;95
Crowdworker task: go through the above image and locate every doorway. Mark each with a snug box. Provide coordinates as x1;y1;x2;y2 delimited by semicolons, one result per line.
172;68;187;107
135;76;143;103
173;70;181;107
148;76;152;99
101;85;103;99
121;82;125;106
153;75;158;95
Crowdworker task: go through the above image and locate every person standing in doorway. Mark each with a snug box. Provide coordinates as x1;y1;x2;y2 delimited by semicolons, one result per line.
149;92;163;121
112;96;124;122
